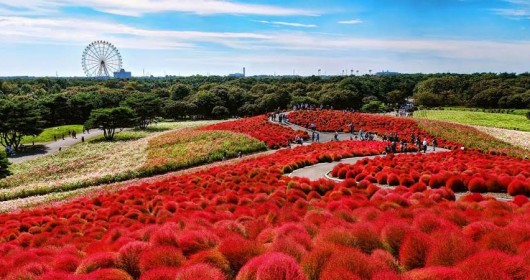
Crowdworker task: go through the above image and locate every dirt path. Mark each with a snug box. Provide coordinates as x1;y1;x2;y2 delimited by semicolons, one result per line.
8;130;104;164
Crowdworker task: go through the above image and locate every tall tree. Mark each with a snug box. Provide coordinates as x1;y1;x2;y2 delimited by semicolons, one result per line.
0;98;44;151
121;93;162;129
84;107;136;141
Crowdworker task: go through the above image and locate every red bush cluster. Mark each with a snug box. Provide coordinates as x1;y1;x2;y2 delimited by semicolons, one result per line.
201;115;308;148
289;110;459;149
0;140;529;279
331;150;530;196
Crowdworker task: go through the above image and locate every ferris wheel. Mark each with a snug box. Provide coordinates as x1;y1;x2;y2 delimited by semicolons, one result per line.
82;40;123;78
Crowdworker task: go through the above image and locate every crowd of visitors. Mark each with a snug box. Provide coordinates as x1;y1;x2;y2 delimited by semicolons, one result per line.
382;132;437;154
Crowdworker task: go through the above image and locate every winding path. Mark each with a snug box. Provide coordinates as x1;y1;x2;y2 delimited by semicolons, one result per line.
288;148;449;181
8;130;104;164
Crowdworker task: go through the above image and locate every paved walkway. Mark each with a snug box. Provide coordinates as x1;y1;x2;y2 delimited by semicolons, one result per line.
271;119;381;143
8;130;104;164
288;147;449;181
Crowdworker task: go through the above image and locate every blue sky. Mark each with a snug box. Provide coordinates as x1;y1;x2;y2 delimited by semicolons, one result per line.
0;0;529;76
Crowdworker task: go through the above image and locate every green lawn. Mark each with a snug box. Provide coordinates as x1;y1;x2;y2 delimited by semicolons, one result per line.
22;125;84;144
414;110;530;131
442;107;528;116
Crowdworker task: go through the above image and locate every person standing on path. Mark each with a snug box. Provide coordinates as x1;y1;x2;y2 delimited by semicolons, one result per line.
334;131;339;141
316;133;320;143
432;138;438;151
422;138;428;153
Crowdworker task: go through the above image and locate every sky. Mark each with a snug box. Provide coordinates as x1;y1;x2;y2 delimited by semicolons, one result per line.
0;0;530;77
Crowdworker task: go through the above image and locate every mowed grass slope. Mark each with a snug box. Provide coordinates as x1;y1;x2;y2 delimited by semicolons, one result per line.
0;121;266;202
415;109;530;131
21;125;84;144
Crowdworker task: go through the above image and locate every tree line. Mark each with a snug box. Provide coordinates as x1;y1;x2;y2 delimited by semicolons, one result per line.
1;73;529;149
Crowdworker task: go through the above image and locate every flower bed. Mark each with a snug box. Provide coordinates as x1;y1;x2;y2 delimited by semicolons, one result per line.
201;115;309;148
290;110;529;158
0;129;266;202
417;119;530;158
331;150;530;196
0;141;529;279
289;110;458;149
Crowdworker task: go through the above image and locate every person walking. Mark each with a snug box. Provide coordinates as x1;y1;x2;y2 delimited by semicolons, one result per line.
422;138;428;153
334;131;339;141
316;133;320;143
432;137;438;151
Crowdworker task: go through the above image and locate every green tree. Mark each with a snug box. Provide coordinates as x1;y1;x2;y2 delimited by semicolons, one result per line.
0;151;10;179
68;92;96;124
39;94;70;126
0;98;44;151
211;106;230;118
361;101;386;113
121;93;162;129
163;101;198;119
84;107;136;141
170;83;192;100
191;90;223;117
386;90;406;110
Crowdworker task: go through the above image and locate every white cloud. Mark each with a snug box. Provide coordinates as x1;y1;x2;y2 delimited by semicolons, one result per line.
257;20;317;28
493;0;530;19
0;0;318;17
2;15;530;76
3;15;530;63
0;16;272;50
338;19;363;25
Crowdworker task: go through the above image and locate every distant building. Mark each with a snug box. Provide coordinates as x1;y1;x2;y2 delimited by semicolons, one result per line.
114;69;132;79
229;67;246;78
375;70;400;76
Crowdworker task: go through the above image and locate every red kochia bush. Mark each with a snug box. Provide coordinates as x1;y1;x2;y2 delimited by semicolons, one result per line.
399;231;432;270
426;230;477;266
446;176;466;192
87;268;134;280
175;264;226;280
201;115;308;149
319;247;384;280
53;254;81;272
404;266;464;280
381;221;411;256
508;180;528;196
138;267;179;280
468;177;487;193
236;252;305;280
139;246;185;273
177;230;220;256
399;174;415;187
457;250;530;280
118;241;150;278
301;243;336;280
387;174;400;186
219;236;264;272
75;252;118;274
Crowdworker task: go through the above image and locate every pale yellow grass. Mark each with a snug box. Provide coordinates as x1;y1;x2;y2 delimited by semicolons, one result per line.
472;125;530;151
0;121;221;198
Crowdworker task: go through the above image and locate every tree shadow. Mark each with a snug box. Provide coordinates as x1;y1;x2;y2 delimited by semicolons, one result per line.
7;145;48;158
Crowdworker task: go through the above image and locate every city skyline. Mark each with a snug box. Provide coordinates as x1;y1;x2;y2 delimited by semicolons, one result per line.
0;0;530;77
